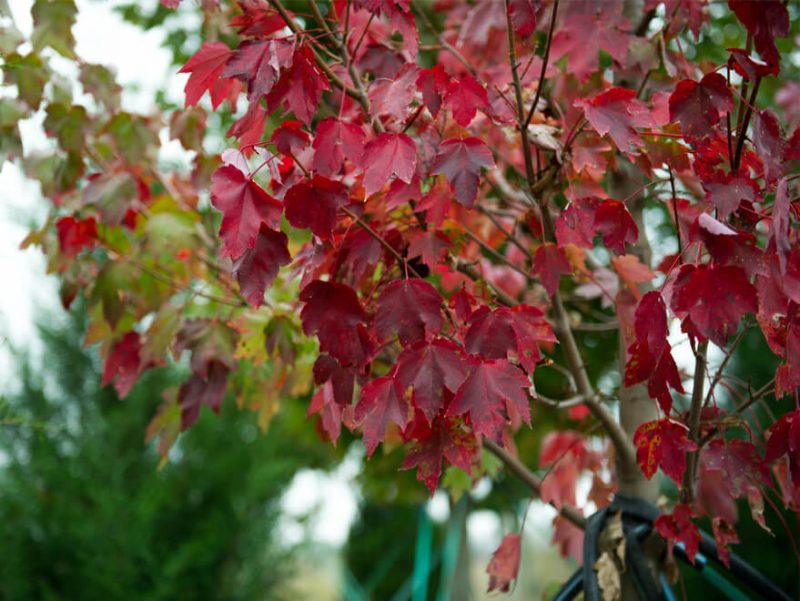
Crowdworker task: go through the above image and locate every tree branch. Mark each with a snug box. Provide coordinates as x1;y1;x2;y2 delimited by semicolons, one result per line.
483;438;586;529
681;339;708;503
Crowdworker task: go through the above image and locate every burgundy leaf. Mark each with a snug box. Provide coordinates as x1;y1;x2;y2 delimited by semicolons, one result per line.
284;176;349;239
233;224;291;307
669;73;733;138
361;132;417;196
431;137;494;208
375;279;444;346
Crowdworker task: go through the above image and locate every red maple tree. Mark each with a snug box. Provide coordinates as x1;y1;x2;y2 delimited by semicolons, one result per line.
5;0;800;595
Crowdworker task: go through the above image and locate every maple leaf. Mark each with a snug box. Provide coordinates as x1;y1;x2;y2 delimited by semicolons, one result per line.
508;0;537;37
312;118;365;177
612;254;655;296
178;360;230;430
102;331;143;398
753;109;785;184
655;503;701;564
360;132;417;196
375;279;444;346
355;374;410;456
395;338;467;422
765;409;800;493
416;64;451;117
313;354;355;405
368;63;418;122
702;172;758;219
634;419;697;483
407;231;451;267
729;0;789;72
266;46;331;126
575;88;655;152
308;379;343;446
448;357;531;441
300;280;371;366
56;215;97;257
711;518;740;569
634;291;669;357
232;224;291;307
702;438;771;499
226;101;266;149
400;411;475;494
431;137;494;209
270;120;309;156
284;176;348;240
465;306;517;360
594;199;638;255
210;165;282;259
487;533;522;593
444;75;489;127
174;319;237;378
550;12;629;82
669;73;733;138
179;42;235;109
670;264;757;346
223;39;291;101
532;243;571;296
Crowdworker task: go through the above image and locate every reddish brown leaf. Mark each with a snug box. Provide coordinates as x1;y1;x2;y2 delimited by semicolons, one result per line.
669;73;733;138
300;280;371;366
355;374;410;456
655;503;700;564
56;215;97;257
448;357;531;441
431;137;494;208
729;0;789;72
233;224;291;307
575;87;655;152
395;338;467;422
312;117;365;177
375;279;444;346
532;243;571;296
178;360;229;430
634;419;697;483
210;165;282;258
594;199;638;255
102;331;143;398
284;176;348;240
179;41;235;109
361;132;417;196
487;533;522;593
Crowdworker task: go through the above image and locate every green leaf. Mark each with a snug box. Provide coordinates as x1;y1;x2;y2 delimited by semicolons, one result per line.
44;103;91;153
31;0;77;59
2;52;49;109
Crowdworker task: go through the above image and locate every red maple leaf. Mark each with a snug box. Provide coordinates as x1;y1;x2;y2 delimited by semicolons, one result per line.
266;46;330;126
444;75;489;127
753;109;786;184
431;137;494;209
270;120;309;156
407;231;451;267
210;165;282;259
355;374;410;456
232;224;291;307
594;199;638;255
447;357;531;441
400;410;476;494
670;263;757;346
634;419;698;483
226;101;266;149
374;279;444;346
575;87;655;152
669;73;733;138
416;64;451;117
308;379;343;445
223;39;292;101
312;118;365;177
508;0;537;37
300;280;371;366
765;409;800;494
634;290;669;357
56;215;97;257
550;12;629;82
102;331;143;398
532;243;571;296
179;41;235;109
702;172;758;218
486;533;522;593
284;176;349;240
729;0;789;72
395;338;467;423
360;132;417;196
178;360;230;430
655;503;701;564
